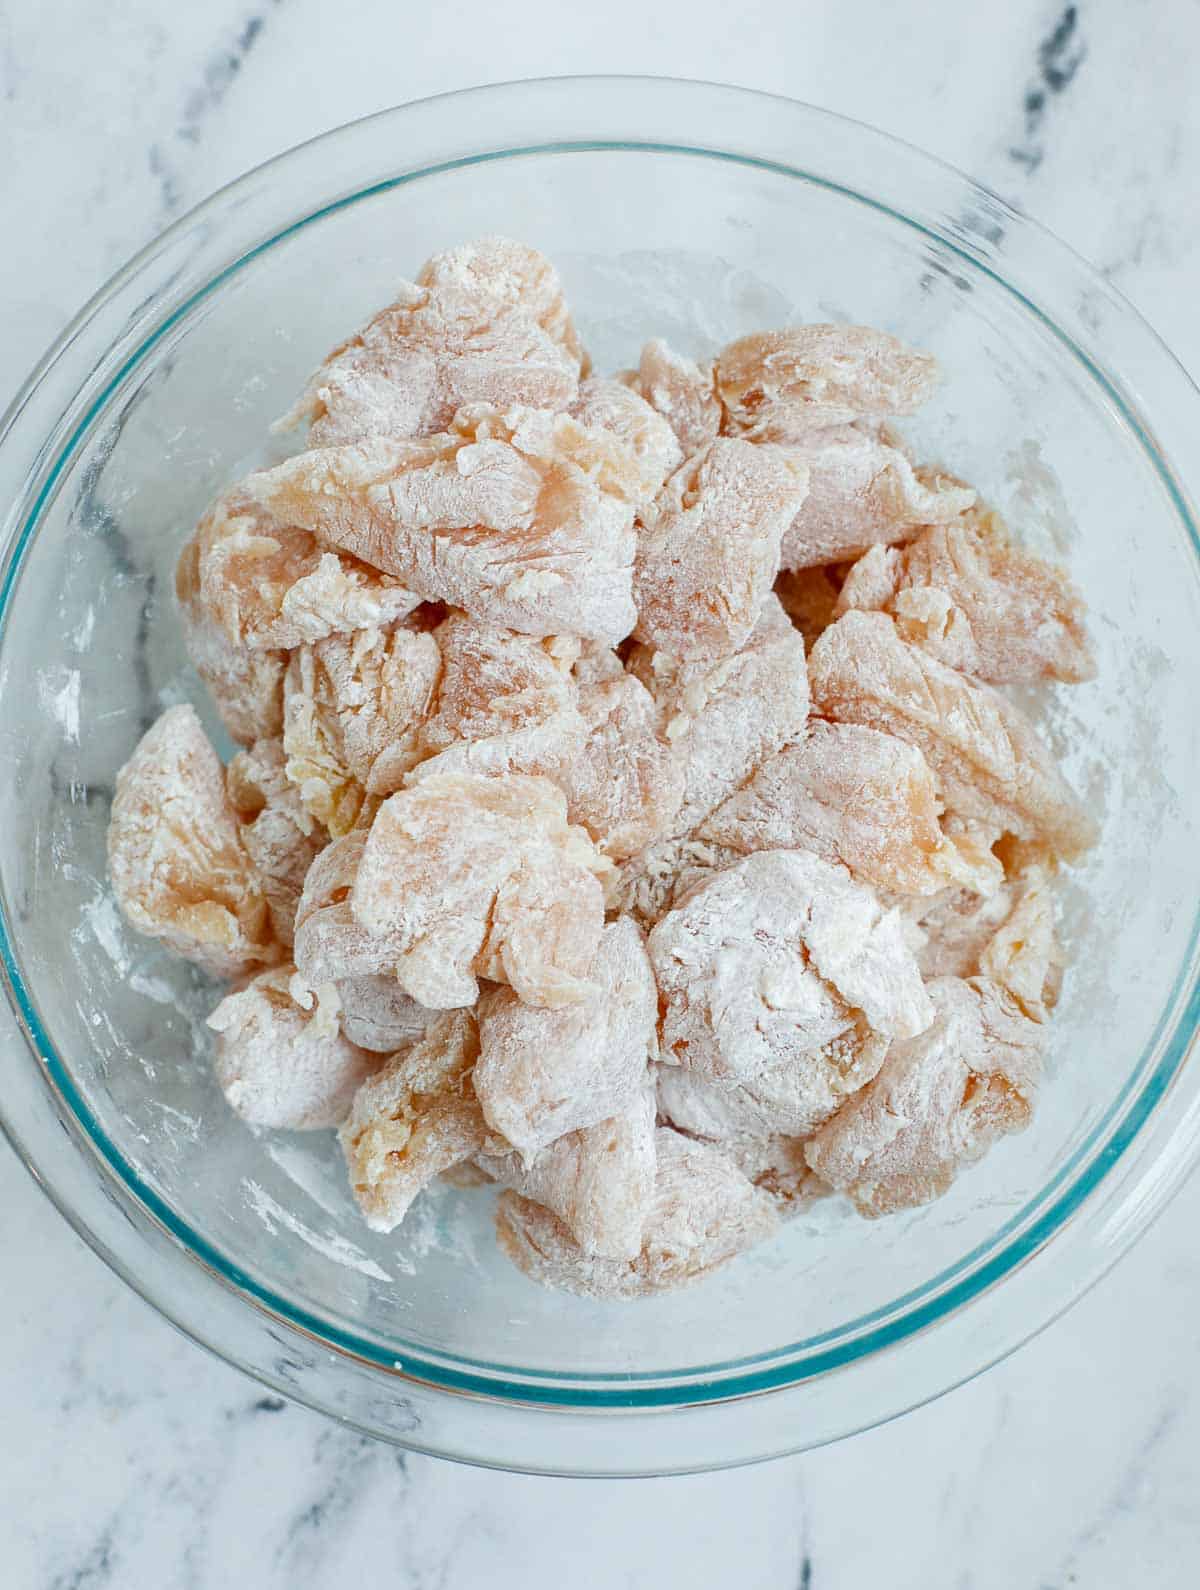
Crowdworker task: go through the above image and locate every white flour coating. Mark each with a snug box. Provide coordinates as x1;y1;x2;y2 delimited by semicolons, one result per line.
624;337;722;457
473;915;658;1155
649;849;932;1087
717;324;940;433
278;237;583;447
834;507;1094;685
496;1128;780;1299
630;595;810;836
770;424;975;569
809;610;1098;861
283;622;442;834
78;242;1119;1304
106;704;277;976
79;892;130;975
609;833;742;930
390;1180;489;1277
699;721;999;898
127;970;180;1005
339;1010;504;1233
207;966;376;1131
248;406;642;644
176;486;422;654
70;606;95;651
568;376;682;507
633;437;809;661
40;668;81;742
552;670;685;861
803;976;1044;1217
401;612;585;791
351;772;610;1011
656;1026;888;1139
244;1180;392;1281
479;1081;657;1260
265;1138;351;1219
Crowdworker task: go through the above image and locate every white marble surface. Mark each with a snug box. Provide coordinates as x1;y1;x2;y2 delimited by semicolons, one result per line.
3;1;1200;1584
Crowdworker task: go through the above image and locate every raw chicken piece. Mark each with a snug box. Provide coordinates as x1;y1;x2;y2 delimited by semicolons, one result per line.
415;236;585;366
175;486;420;653
441;1160;495;1189
977;866;1063;1023
633;438;809;661
283;623;442;836
624;337;722;457
351;773;611;1009
834;542;902;614
495;1129;779;1299
699;721;1000;897
835;507;1095;684
292;832;406;986
178;605;286;747
716;324;939;434
552;671;684;860
571;638;627;688
917;863;1065;1021
722;1134;827;1213
770;426;975;569
478;1081;657;1259
655;1014;889;1138
279;237;582;446
914;887;1004;977
108;705;276;977
403;612;585;785
630;594;810;834
808;611;1097;860
648;850;933;1090
248;406;640;643
774;565;843;650
340;1010;502;1231
226;738;324;946
804;975;1043;1216
335;974;431;1052
609;834;743;931
569;376;682;506
208;966;375;1130
473;915;658;1155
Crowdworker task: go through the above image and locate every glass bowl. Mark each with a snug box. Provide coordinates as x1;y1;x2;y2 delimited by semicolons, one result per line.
2;77;1199;1477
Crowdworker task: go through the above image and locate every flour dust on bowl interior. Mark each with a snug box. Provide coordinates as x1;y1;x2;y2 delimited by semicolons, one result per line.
0;79;1198;1474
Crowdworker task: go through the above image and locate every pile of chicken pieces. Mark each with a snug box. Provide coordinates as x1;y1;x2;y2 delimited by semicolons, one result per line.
107;237;1096;1300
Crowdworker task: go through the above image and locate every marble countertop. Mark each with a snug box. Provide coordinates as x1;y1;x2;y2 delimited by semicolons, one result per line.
4;1;1200;1585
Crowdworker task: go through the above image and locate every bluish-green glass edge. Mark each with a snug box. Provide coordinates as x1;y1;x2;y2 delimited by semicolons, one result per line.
0;136;1196;1411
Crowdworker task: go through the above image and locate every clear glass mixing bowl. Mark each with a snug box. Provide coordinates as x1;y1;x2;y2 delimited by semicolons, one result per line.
1;78;1199;1476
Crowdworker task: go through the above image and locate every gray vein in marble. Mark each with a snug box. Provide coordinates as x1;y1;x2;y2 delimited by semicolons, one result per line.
147;143;183;218
132;569;158;738
1097;135;1181;284
1049;1396;1184;1583
179;13;270;145
937;1389;1014;1533
148;3;284;219
276;1428;406;1580
794;1465;814;1590
49;1522;118;1590
1009;4;1088;172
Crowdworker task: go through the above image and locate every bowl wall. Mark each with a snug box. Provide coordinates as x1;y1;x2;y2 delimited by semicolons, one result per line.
2;79;1198;1469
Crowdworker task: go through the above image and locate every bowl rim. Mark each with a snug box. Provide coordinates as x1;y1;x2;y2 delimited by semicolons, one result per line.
3;74;1200;1460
